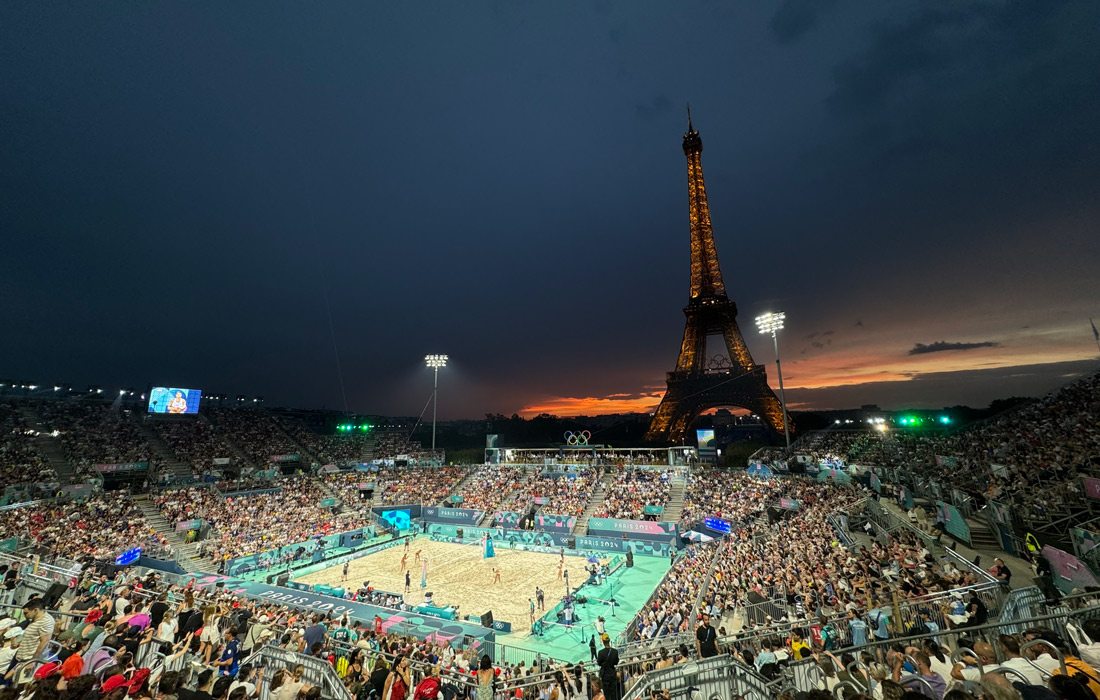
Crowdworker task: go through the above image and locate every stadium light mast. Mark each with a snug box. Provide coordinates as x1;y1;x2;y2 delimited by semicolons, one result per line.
424;354;448;452
755;311;791;450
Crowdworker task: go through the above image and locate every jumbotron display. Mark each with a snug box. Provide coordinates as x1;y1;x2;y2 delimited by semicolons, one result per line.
147;386;202;414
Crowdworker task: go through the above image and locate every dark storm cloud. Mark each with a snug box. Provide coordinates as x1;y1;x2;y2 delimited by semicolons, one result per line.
769;0;837;44
825;1;1100;176
635;95;673;121
909;341;1000;356
1;1;1097;418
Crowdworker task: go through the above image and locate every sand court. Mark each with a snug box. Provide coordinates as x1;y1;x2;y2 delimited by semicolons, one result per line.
295;537;597;637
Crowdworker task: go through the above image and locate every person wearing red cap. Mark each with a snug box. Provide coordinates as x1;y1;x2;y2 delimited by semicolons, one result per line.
33;661;59;681
128;668;151;698
100;673;129;696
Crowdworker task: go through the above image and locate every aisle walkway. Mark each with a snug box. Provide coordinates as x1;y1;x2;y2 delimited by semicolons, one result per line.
879;499;1036;587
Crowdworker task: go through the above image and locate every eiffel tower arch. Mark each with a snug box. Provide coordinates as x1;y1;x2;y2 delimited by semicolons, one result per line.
645;116;792;445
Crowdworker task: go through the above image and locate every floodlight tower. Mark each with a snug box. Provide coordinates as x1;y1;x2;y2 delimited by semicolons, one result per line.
755;312;791;450
424;354;448;451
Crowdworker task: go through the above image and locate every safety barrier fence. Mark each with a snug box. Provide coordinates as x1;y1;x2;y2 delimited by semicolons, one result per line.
0;603;174;687
864;497;1002;589
689;542;723;622
3;554;1098;700
242;643;353;700
622;652;779;700
719;504;1005;658
827;513;855;548
776;588;1100;694
720;577;1006;659
863;497;941;558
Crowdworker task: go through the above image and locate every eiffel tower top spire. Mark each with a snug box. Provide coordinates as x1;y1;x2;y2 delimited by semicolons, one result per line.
682;113;726;300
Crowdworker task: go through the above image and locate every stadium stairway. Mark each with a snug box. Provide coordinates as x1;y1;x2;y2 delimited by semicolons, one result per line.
136;421;194;480
315;479;358;517
200;411;259;468
475;467;537;526
272;419;323;467
662;473;687;523
965;516;1002;550
134;494;207;574
444;466;479;505
572;471;613;534
17;406;77;482
879;499;1034;584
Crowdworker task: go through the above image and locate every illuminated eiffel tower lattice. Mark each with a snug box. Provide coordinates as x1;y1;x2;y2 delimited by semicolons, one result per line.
645;115;791;444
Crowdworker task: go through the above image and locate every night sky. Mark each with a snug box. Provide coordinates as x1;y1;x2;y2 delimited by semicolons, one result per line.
3;1;1099;419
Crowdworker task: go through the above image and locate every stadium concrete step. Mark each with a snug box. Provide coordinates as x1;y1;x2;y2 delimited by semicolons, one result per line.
135;421;194;478
966;518;1001;550
17;406;78;482
200;411;260;468
33;434;76;482
315;479;359;516
572;471;613;534
662;475;687;523
474;466;535;526
134;494;210;573
273;418;323;467
877;498;1034;584
444;466;479;504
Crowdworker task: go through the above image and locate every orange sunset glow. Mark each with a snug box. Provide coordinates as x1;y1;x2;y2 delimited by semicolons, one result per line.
517;317;1099;417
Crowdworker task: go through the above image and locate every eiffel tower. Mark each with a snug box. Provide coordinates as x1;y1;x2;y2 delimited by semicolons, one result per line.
645;115;791;444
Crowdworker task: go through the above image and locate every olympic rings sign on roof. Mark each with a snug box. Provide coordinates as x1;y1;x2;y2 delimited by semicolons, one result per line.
563;430;591;446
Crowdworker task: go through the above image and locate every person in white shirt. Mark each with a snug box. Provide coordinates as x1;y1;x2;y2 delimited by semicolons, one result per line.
0;627;23;670
997;635;1046;686
114;590;130;621
228;664;263;698
156;609;178;644
919;642;955;684
952;641;997;684
1078;620;1100;668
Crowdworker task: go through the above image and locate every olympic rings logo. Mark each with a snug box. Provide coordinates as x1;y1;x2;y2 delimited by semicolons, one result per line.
564;430;591;446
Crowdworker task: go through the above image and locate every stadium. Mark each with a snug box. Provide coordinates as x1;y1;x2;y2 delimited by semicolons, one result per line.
4;3;1100;698
1;370;1100;699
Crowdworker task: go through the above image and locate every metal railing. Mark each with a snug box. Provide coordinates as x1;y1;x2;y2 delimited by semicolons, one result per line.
622;653;778;700
242;643;353;700
777;590;1100;693
690;543;722;621
718;557;1005;657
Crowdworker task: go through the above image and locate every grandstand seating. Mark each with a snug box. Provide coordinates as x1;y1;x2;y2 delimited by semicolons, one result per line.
35;400;160;477
0;493;157;560
151;476;372;563
775;373;1100;533
277;415;378;464
595;467;673;519
0;372;1097;700
0;402;56;490
152;418;234;475
205;408;302;466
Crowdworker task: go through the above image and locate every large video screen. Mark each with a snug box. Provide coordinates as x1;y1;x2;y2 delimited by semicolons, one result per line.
148;387;202;414
379;508;412;531
696;428;716;449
